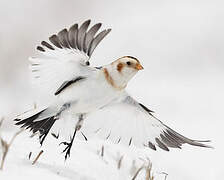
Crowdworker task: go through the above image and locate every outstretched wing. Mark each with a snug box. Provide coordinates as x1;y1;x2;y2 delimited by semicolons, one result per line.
82;94;212;151
30;20;111;98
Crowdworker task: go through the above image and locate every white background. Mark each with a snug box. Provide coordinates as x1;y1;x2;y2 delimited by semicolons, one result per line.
0;0;223;179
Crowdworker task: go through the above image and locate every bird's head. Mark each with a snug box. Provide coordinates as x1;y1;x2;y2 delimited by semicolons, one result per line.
104;56;143;90
114;55;143;78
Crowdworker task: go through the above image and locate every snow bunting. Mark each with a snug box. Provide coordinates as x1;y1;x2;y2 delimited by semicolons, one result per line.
15;20;212;159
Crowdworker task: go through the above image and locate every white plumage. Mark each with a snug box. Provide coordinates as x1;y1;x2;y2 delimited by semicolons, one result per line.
15;20;212;159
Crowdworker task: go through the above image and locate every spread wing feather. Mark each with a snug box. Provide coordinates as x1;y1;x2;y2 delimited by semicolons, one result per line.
77;20;91;51
82;94;212;151
30;20;111;99
68;24;78;49
57;29;70;48
88;29;111;56
84;23;102;53
37;19;111;58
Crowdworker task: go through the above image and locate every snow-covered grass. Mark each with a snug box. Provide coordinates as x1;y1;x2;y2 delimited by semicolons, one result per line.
0;121;167;180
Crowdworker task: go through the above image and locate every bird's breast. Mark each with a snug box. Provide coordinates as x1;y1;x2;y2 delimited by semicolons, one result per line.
57;74;121;114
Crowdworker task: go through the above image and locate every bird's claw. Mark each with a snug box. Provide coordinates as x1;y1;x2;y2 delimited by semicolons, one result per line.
59;141;72;160
58;123;79;160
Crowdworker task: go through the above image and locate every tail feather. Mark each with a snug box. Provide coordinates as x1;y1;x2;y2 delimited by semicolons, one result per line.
15;109;46;127
14;109;56;145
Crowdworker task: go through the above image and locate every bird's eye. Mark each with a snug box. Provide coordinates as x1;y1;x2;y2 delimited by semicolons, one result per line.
86;61;90;66
126;61;131;66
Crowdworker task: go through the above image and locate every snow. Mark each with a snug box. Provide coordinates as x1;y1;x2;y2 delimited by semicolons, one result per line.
0;130;166;180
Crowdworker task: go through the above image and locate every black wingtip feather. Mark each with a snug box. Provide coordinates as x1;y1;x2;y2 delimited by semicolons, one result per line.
41;41;55;50
88;28;112;56
14;109;56;145
57;29;70;48
160;134;181;148
49;34;62;49
139;103;154;115
166;128;213;149
37;46;45;52
83;23;102;53
39;20;111;61
77;20;91;51
68;23;78;49
148;141;156;151
155;138;169;151
163;131;182;147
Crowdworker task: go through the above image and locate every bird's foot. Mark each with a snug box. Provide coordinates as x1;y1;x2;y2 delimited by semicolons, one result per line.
59;140;73;160
59;115;83;160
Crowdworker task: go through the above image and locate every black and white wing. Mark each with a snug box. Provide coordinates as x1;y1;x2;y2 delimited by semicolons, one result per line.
30;20;111;97
82;94;212;151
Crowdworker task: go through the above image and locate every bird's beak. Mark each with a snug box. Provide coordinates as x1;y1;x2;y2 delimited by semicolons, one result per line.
135;63;144;70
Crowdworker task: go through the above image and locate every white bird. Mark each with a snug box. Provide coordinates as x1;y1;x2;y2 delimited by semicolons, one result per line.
15;20;212;159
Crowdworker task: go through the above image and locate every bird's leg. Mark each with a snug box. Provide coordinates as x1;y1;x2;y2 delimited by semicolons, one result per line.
55;103;71;118
59;114;84;160
60;129;77;160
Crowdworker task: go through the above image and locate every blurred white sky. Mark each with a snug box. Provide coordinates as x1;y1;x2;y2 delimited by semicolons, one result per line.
0;0;223;179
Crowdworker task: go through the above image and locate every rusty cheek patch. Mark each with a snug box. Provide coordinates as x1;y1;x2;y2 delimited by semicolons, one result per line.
103;68;126;90
103;68;115;87
117;63;124;73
